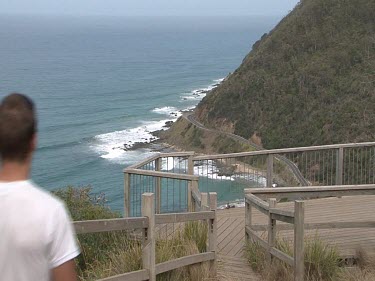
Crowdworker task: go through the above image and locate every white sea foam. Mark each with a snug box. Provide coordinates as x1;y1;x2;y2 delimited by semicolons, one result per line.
92;77;226;162
152;106;181;118
179;77;225;102
91;119;170;160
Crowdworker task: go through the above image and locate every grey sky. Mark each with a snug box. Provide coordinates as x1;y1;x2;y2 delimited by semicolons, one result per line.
1;0;300;17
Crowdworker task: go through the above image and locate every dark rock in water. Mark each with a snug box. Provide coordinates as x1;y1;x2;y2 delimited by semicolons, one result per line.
164;121;174;128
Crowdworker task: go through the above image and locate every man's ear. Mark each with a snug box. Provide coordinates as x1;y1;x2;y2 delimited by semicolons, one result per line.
30;133;37;153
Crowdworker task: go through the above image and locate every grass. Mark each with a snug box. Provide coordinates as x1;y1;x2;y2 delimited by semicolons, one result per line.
245;235;341;281
54;187;211;281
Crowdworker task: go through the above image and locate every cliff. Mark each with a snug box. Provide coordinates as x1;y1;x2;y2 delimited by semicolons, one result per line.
195;0;375;149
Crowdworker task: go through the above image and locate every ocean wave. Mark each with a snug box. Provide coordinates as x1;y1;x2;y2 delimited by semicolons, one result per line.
152;106;181;118
92;77;225;162
179;77;225;103
90;119;171;160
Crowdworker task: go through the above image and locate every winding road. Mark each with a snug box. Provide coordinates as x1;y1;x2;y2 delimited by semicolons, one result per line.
183;113;309;186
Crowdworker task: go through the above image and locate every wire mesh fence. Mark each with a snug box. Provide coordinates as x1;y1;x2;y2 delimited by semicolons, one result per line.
125;143;375;216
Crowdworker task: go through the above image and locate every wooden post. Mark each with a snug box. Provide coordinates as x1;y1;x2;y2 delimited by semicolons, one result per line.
267;154;274;188
336;147;344;186
245;200;252;241
191;180;199;212
294;201;305;281
187;155;194;212
142;193;156;281
268;198;277;262
201;192;208;211
124;172;131;217
155;158;162;214
209;192;217;278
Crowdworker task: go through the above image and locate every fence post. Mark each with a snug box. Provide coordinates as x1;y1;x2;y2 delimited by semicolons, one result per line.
187;155;194;212
267;154;274;187
294;201;305;281
336;147;344;186
268;198;277;262
245;197;252;241
142;193;156;281
201;192;208;211
155;158;162;214
124;172;131;217
209;192;217;278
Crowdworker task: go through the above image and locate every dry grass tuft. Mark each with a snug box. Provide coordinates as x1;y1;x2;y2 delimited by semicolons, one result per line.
245;235;340;281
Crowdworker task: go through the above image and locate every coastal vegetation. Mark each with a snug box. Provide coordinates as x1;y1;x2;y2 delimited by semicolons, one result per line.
246;235;375;281
194;0;375;149
54;187;210;281
160;117;254;154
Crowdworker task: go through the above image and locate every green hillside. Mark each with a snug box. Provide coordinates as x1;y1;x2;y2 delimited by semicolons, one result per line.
196;0;375;149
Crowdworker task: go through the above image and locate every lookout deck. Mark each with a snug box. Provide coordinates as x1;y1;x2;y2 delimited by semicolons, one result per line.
216;195;375;280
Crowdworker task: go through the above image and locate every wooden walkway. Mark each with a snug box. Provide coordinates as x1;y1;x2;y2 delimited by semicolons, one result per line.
216;195;375;280
216;207;259;280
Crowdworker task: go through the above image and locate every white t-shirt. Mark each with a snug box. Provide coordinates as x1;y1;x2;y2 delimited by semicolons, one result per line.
0;180;80;281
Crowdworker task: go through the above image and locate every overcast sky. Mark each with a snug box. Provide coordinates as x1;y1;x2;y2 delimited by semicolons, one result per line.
0;0;300;17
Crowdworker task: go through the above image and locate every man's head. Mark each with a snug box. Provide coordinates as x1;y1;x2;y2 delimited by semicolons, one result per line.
0;93;37;163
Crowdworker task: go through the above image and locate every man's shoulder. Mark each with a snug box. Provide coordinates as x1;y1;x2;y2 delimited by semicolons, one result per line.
7;181;65;212
17;181;65;211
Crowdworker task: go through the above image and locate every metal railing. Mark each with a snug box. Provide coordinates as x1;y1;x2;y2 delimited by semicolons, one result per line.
124;142;375;216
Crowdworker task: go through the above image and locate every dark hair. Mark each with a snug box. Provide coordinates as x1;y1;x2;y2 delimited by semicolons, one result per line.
0;93;37;162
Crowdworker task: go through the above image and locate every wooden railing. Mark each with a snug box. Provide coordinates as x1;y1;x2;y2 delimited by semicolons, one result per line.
74;192;217;281
124;142;375;217
245;185;375;281
245;193;305;281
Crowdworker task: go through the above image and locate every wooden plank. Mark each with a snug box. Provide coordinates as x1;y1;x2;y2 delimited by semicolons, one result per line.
270;247;294;267
252;221;375;231
142;193;155;281
271;213;295;224
125;169;199;181
74;217;148;234
155;211;214;224
155;158;162;214
336;147;344;185
201;192;209;211
97;269;149;281
245;185;375;200
245;226;268;250
246;194;269;215
159;151;195;158
187;155;194;212
124;173;131;217
155;252;215;275
294;201;304;281
209;192;218;278
268;199;277;262
125;154;160;170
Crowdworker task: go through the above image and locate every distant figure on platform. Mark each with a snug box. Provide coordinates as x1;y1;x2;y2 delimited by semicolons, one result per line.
0;93;80;281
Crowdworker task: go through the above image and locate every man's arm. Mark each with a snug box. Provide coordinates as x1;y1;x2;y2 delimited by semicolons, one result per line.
52;259;77;281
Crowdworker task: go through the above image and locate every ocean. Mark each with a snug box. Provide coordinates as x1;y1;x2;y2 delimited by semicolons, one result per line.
0;15;280;212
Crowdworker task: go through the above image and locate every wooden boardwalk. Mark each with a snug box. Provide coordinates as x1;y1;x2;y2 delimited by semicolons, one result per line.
217;208;259;280
216;195;375;280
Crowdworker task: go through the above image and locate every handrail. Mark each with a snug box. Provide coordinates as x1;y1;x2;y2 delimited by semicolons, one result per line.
193;141;375;161
125;168;199;181
245;194;304;281
245;184;375;200
246;186;375;281
76;193;217;281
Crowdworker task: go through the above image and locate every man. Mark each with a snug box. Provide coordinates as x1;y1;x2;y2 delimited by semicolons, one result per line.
0;93;80;281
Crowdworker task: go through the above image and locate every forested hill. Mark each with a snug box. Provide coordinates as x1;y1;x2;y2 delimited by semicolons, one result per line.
196;0;375;149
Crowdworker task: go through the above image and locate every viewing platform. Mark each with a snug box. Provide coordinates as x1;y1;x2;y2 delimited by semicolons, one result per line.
73;141;375;281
